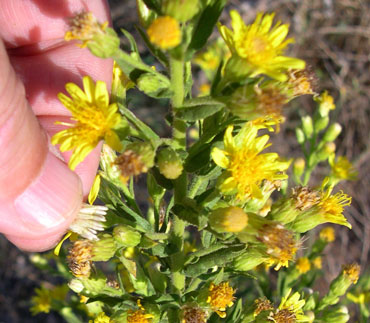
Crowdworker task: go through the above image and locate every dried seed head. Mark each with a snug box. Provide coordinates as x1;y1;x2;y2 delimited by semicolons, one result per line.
67;240;93;278
291;186;320;211
181;305;207;323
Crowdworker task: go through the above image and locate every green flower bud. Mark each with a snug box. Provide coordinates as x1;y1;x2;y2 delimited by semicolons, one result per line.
318;263;360;310
209;206;248;233
268;197;300;224
91;234;117;261
314;116;329;132
296;128;305;144
293;158;305;179
233;248;267;271
161;0;200;22
268;186;319;224
316;142;336;162
156;148;183;179
321;306;350;323
302;116;313;138
113;225;142;247
323;123;342;142
136;72;171;98
87;28;120;58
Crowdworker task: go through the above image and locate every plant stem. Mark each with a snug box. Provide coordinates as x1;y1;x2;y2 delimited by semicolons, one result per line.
170;56;187;293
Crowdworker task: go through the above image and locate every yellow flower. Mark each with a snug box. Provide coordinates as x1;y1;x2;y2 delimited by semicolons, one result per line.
211;123;290;201
316;91;335;117
269;289;309;322
65;12;108;47
194;38;231;72
30;287;52;315
219;11;305;81
312;257;322;269
343;263;360;284
206;282;236;318
258;223;299;270
52;76;123;170
291;184;351;232
30;285;68;316
127;301;154;323
318;187;352;228
147;16;181;49
296;257;311;274
319;227;335;242
89;312;112;323
329;156;358;182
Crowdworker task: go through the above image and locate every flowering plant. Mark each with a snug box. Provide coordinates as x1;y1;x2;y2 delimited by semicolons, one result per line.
29;1;369;322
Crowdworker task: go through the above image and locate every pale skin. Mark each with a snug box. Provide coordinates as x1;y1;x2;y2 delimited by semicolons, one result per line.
0;0;112;251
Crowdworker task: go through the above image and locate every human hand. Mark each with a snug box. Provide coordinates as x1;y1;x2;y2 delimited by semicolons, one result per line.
0;0;112;252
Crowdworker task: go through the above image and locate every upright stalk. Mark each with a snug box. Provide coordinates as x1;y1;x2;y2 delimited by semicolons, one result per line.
170;56;187;293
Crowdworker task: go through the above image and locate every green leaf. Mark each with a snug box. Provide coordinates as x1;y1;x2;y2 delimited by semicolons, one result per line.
184;244;246;277
117;102;160;143
120;28;141;61
186;0;228;59
176;97;225;121
142;0;160;12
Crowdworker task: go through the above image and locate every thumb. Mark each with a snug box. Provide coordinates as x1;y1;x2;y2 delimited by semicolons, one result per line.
0;39;83;251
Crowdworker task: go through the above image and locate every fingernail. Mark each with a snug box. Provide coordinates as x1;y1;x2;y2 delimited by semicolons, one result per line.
15;152;82;231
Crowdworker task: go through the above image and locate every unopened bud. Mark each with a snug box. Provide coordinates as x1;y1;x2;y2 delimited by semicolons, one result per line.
323;123;342;142
296;128;305;144
293;158;305;178
321;306;350;323
162;0;200;22
233;249;267;271
316;142;336;161
113;225;142;247
314;116;329;132
91;234;117;261
209;206;248;233
157;148;183;179
302;116;313;138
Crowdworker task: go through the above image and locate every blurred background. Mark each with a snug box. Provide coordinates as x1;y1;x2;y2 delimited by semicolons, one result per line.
0;0;369;322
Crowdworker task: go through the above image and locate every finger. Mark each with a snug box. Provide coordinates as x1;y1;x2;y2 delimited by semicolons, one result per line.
0;38;83;251
0;0;110;48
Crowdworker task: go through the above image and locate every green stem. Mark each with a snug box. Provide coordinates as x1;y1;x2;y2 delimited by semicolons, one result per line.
170;57;186;148
170;56;187;293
